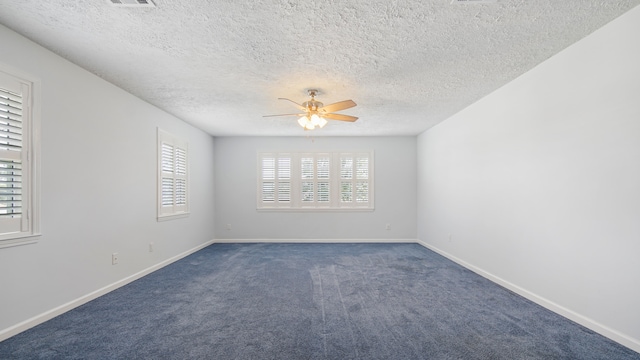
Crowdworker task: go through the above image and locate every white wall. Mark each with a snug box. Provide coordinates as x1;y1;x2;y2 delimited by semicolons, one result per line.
215;136;416;240
417;6;640;352
0;25;216;337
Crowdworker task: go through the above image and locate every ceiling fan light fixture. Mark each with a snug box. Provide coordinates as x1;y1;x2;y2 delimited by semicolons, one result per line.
298;116;315;130
265;90;357;131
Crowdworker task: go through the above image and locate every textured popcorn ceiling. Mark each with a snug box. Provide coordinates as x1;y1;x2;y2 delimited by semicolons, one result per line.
0;1;638;136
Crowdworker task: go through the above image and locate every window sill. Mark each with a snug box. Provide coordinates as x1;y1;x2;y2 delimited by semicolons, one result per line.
0;233;41;249
257;207;374;212
157;212;190;222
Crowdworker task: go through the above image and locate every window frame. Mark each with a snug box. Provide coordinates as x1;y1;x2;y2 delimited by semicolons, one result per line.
0;65;41;248
157;128;189;221
257;150;374;211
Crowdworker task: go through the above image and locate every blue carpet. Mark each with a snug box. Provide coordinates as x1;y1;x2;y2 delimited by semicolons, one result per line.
1;243;638;359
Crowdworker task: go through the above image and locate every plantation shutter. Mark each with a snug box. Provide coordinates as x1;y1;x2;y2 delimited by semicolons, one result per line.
340;156;353;203
174;146;187;208
317;156;330;204
158;129;188;219
299;153;331;208
277;157;291;202
261;156;275;202
257;151;373;210
258;153;292;208
161;142;174;208
339;152;372;208
0;72;30;235
301;156;314;203
355;155;369;203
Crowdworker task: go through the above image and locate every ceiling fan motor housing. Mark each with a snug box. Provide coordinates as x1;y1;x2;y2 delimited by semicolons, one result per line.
303;89;322;112
302;100;323;112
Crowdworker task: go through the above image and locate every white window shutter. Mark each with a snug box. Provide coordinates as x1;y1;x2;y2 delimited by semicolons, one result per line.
174;146;188;211
257;153;292;208
157;129;189;220
0;74;29;236
257;150;373;211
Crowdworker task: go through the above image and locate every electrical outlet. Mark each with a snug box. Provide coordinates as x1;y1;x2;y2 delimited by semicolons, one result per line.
448;234;452;242
226;223;232;231
149;242;154;253
386;223;391;230
112;253;119;265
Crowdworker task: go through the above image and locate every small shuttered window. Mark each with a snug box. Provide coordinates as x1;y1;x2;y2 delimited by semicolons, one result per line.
259;153;292;207
0;87;23;221
0;68;39;246
340;154;370;204
257;151;373;210
157;129;188;220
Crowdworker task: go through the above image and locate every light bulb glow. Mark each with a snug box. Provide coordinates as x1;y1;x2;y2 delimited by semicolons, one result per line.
305;122;315;130
298;116;308;128
318;117;328;128
310;114;321;126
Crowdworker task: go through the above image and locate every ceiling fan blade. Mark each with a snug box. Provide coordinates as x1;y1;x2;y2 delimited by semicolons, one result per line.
278;98;306;111
263;113;305;118
319;100;356;114
323;113;358;122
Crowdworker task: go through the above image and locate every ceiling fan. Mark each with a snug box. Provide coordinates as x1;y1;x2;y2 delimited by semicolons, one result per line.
263;89;358;130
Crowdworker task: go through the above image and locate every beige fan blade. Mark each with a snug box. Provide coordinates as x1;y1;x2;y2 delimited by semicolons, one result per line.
278;98;306;111
319;100;356;114
323;113;358;122
263;113;305;118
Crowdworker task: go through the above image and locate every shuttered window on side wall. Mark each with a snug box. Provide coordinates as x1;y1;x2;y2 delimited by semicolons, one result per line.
157;129;189;220
0;68;39;246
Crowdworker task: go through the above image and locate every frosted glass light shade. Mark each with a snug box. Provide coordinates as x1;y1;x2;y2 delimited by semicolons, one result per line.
298;114;324;130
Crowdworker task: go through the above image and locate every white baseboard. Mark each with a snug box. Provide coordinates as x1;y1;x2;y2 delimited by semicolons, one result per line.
0;239;216;343
416;239;640;354
213;238;418;243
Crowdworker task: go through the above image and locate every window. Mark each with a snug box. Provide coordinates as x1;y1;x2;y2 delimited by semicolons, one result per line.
257;151;374;210
157;129;189;220
0;68;40;247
